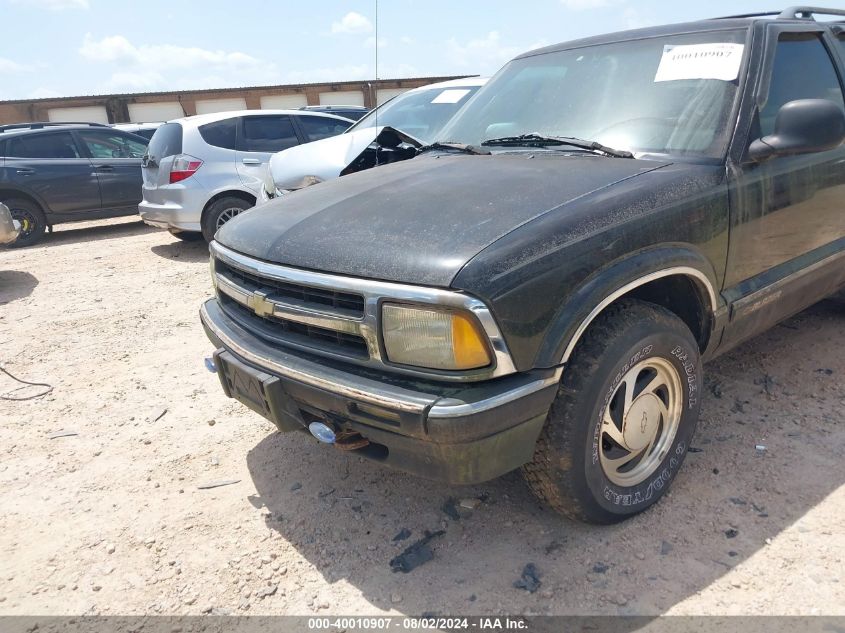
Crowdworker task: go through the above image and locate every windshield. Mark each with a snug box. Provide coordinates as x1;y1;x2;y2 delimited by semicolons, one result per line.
347;84;482;144
439;30;748;159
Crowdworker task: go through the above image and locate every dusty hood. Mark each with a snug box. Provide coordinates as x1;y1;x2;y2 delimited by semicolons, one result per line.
217;152;667;287
268;126;421;190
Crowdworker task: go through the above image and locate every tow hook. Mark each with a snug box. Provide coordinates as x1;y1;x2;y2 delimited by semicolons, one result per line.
334;430;370;451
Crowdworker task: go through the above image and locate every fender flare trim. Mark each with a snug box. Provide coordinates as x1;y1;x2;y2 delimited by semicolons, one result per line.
559;266;718;364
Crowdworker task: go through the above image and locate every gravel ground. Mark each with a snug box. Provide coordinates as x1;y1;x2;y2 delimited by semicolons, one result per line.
0;217;843;616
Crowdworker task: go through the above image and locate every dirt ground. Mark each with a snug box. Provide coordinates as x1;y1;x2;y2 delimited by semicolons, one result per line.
0;216;843;617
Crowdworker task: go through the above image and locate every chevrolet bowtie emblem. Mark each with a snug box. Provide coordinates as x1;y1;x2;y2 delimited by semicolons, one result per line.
247;291;274;318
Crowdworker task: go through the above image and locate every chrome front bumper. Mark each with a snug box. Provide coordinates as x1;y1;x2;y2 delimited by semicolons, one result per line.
200;298;561;420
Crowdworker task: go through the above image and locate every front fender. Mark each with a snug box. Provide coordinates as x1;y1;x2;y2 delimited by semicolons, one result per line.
533;246;724;369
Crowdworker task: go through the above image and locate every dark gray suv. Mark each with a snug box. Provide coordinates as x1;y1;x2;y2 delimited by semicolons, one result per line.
0;122;148;247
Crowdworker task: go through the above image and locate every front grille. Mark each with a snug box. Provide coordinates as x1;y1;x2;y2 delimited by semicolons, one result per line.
217;260;364;316
220;294;369;358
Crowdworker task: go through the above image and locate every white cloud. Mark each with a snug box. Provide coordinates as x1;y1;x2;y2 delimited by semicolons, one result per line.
11;0;89;9
79;34;264;71
447;31;548;74
0;57;33;73
559;0;616;9
331;11;373;35
399;36;415;45
78;33;279;92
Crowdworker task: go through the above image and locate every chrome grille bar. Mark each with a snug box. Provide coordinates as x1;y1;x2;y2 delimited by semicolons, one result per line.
210;241;519;382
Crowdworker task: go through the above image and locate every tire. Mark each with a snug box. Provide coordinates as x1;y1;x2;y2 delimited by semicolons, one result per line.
169;230;203;242
4;198;46;248
522;299;703;524
201;196;252;242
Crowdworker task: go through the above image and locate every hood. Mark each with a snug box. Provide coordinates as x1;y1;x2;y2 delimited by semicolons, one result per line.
217;152;668;287
268;126;421;190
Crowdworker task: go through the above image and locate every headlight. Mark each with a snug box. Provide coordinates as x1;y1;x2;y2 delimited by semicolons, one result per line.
381;304;492;371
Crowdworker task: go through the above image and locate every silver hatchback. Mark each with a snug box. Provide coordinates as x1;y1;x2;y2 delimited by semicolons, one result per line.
139;110;352;241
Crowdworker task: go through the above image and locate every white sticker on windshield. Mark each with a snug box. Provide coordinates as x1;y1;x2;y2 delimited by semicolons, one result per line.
431;89;471;104
654;43;744;82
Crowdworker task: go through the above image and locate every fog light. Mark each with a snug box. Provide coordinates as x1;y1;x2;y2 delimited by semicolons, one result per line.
308;421;336;444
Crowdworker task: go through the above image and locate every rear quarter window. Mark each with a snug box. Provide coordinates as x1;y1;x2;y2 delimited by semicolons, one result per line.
198;118;237;150
147;122;183;160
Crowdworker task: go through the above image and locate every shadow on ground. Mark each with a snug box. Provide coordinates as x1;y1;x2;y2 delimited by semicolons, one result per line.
0;271;38;305
150;239;209;263
42;219;153;247
247;299;845;616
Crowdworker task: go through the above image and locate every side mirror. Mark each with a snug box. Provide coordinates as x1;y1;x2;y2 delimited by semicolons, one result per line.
749;99;845;161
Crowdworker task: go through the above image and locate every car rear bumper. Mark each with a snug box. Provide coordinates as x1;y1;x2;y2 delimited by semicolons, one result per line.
200;298;561;484
139;185;208;232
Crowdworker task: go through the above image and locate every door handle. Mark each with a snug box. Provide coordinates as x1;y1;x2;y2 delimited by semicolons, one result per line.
242;158;261;165
97;165;115;172
15;168;34;175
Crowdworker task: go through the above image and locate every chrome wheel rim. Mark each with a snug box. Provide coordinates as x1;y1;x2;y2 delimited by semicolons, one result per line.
599;357;683;487
216;207;243;229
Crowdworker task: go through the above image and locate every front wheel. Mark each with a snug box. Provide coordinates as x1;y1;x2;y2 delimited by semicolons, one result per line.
4;198;47;248
522;299;702;524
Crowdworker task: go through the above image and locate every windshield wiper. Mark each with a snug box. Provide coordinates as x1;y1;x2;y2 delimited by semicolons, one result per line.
417;141;490;156
480;134;633;158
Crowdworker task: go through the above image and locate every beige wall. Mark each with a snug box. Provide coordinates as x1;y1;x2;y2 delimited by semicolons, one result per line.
318;91;365;106
47;105;109;123
260;94;308;109
128;102;185;122
0;76;472;125
194;97;247;115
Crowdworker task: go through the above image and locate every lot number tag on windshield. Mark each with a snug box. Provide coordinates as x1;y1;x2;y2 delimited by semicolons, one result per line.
654;43;744;82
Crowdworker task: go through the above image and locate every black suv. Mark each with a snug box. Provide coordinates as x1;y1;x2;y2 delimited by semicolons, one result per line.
201;7;845;523
0;122;148;247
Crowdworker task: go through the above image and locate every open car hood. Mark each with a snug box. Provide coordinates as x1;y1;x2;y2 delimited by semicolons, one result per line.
268;126;422;191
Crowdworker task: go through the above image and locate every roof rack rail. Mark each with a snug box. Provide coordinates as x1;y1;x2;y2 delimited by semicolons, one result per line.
0;121;109;133
778;6;845;19
714;6;845;20
714;10;781;19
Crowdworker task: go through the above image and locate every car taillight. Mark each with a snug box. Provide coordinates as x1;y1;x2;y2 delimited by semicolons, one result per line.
169;155;203;183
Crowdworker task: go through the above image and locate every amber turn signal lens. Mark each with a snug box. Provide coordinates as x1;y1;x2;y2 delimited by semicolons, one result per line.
381;304;492;371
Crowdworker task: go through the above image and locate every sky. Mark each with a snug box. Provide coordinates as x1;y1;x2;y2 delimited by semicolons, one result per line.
0;0;832;101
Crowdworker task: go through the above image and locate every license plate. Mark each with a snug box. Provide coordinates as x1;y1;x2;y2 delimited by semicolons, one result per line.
214;350;304;432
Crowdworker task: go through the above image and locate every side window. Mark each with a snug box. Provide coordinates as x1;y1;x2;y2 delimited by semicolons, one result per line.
239;116;298;152
198;118;237;150
760;33;845;137
297;115;351;142
6;132;81;159
77;130;147;158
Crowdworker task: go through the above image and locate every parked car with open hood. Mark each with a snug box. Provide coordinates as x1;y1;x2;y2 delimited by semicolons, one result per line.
200;8;845;523
260;77;487;198
138;110;353;241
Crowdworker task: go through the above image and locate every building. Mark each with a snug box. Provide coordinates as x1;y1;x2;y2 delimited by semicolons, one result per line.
0;76;470;125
